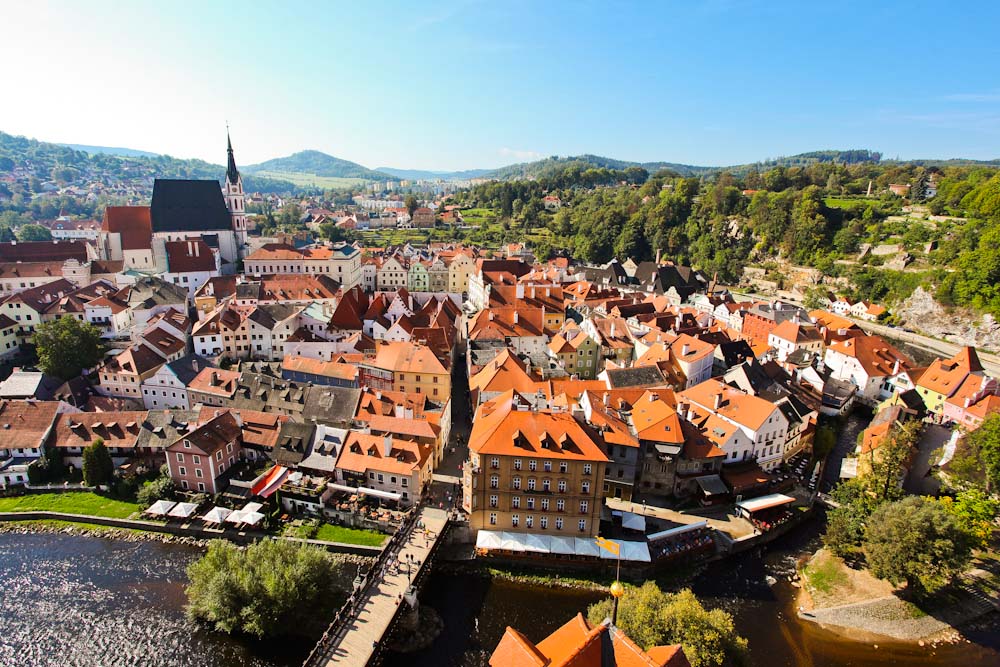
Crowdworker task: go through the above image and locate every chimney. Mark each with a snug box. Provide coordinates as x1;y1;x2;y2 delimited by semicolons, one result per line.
713;392;723;410
516;283;524;299
383;434;393;458
610;322;616;337
214;410;220;418
603;392;610;407
649;392;659;402
655;248;661;264
892;359;901;375
681;343;690;356
677;401;688;420
513;311;519;324
394;404;404;418
233;410;242;427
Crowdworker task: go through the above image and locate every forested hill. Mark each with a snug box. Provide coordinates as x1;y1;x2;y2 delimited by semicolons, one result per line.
0;130;296;193
244;150;391;181
455;159;1000;318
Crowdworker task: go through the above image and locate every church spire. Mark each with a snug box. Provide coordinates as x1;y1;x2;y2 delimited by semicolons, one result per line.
226;126;240;185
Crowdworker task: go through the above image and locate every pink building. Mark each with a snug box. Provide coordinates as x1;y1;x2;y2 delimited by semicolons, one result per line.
166;411;243;494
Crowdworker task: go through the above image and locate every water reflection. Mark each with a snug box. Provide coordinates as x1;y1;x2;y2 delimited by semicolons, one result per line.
0;533;303;667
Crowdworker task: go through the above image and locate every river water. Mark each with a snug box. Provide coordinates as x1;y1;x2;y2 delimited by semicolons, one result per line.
0;533;305;667
386;516;1000;667
3;522;998;667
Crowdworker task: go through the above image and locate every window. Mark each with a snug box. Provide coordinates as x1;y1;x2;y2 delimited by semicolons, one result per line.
529;460;537;471
511;514;519;527
541;498;549;511
555;517;563;530
525;515;533;528
182;480;189;490
526;498;535;510
402;478;408;487
583;464;592;475
559;462;567;473
540;516;548;529
543;460;552;472
216;451;223;461
512;496;520;508
490;475;499;489
581;481;590;494
489;513;497;525
542;479;551;492
512;476;521;490
489;495;498;508
195;469;203;478
179;467;187;476
175;453;184;462
558;480;567;493
527;478;536;491
377;474;384;483
490;457;499;469
578;519;587;532
193;455;201;465
580;500;589;514
556;499;565;512
513;459;521;470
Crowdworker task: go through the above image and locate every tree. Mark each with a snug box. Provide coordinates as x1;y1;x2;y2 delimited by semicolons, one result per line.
404;194;418;217
33;315;105;380
587;583;747;667
863;496;972;597
954;413;1000;492
137;474;176;508
939;488;999;550
186;539;343;638
17;223;53;241
866;420;920;503
82;438;114;487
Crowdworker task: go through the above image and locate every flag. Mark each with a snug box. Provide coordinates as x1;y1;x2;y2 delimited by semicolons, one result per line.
595;536;620;556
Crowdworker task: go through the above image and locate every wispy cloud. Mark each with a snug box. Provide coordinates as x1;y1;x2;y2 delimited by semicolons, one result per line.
941;92;1000;103
893;110;1000;133
499;147;543;161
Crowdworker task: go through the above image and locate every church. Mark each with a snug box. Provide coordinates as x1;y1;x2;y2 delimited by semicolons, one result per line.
99;133;250;276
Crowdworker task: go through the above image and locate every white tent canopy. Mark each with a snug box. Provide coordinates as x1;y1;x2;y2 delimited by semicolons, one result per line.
224;510;246;524
476;531;503;550
241;511;265;526
243;502;263;513
736;493;795;514
358;486;402;501
549;536;576;555
647;520;709;542
145;500;176;516
499;532;526;551
202;506;232;524
621;512;646;532
573;538;602;558
621;541;652;563
522;533;549;553
473;531;650;561
167;502;198;519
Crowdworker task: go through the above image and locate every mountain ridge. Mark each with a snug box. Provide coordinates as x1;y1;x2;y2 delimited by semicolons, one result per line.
244;150;391;181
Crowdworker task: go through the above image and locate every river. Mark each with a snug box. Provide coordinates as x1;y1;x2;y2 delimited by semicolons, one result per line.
0;532;306;667
386;516;1000;667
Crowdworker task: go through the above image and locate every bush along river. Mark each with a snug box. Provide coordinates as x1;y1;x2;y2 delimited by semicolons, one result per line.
0;532;320;667
385;513;1000;667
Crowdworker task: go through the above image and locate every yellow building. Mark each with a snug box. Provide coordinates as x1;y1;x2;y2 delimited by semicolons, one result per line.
464;391;609;537
370;341;452;401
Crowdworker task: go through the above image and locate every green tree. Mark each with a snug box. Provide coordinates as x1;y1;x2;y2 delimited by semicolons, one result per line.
587;583;747;667
404;194;418;217
939;488;999;550
137;474;176;508
186;539;343;638
82;438;114;487
17;223;53;241
954;413;1000;492
863;496;972;597
33;315;105;380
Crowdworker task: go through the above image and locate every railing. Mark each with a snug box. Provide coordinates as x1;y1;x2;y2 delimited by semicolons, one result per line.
301;507;432;667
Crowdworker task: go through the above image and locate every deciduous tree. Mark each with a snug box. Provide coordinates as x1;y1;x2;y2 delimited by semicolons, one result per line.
33;315;105;380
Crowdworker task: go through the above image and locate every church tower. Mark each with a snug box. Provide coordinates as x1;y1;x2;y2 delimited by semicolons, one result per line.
224;130;248;253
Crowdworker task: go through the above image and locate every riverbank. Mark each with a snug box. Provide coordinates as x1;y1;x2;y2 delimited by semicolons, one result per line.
797;549;1000;643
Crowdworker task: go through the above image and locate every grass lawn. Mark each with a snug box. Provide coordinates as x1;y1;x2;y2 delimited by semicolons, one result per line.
802;551;847;595
0;492;140;519
824;197;876;211
314;523;385;547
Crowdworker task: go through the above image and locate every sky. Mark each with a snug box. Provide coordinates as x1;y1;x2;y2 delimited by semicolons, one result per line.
1;0;999;171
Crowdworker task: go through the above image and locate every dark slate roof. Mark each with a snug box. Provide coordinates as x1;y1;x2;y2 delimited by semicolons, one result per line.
235;282;262;300
150;179;232;233
272;421;315;466
301;386;362;426
226;133;240;185
605;365;666;388
166;354;214;386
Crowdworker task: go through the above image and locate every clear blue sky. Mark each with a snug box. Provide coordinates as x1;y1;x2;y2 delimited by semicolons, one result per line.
2;1;998;170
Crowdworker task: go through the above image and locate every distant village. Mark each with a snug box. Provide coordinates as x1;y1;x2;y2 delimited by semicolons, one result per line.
0;135;994;594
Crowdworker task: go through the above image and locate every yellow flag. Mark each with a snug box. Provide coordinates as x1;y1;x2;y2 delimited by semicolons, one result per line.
595;536;620;556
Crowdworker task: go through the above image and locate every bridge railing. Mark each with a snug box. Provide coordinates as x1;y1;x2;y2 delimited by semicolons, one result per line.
302;509;422;667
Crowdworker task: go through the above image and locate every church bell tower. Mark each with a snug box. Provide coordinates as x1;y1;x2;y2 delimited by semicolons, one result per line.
224;129;248;254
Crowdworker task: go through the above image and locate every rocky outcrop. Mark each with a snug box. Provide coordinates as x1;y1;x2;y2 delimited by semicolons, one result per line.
897;286;1000;352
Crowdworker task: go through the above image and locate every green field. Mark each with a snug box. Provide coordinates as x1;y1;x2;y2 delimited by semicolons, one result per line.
824;197;876;211
0;492;140;519
253;170;372;189
314;523;385;546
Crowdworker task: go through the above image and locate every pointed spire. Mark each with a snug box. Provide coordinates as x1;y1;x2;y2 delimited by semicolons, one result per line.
226;125;240;184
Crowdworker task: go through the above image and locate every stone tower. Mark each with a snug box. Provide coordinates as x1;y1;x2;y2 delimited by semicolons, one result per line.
224;130;248;253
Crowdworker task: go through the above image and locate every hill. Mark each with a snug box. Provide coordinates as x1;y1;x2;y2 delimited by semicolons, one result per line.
58;143;160;158
376;167;492;181
244;150;390;181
